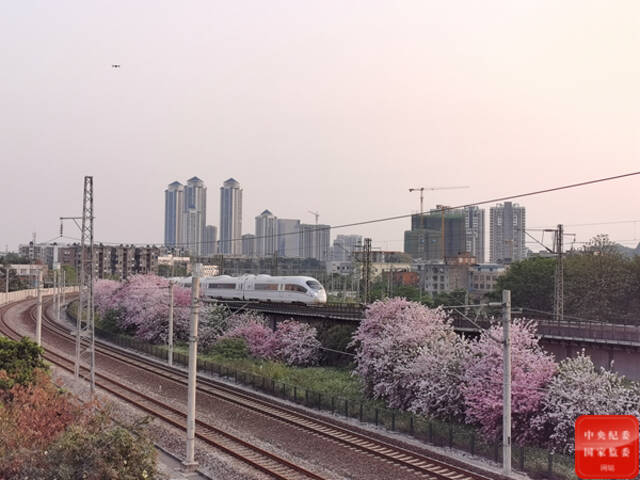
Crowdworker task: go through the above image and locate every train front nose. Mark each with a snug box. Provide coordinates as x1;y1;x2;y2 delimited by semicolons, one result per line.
316;289;327;303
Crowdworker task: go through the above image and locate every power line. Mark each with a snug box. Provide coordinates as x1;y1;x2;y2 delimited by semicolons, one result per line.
42;170;640;250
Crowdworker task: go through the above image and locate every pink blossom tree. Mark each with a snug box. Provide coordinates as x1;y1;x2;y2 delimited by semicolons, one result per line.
107;275;192;343
272;320;321;366
219;314;275;358
461;319;556;443
531;352;640;453
93;280;122;317
350;298;457;410
402;331;469;421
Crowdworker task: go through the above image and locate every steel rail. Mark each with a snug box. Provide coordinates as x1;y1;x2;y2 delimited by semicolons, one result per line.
44;298;495;480
0;299;326;480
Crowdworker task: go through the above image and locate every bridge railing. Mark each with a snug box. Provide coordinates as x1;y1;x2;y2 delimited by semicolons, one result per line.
449;311;640;345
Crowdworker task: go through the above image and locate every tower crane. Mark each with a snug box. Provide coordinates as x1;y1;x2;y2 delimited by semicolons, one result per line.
408;186;469;217
308;210;319;226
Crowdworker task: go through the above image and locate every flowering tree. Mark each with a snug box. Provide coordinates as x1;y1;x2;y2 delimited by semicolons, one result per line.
272;320;321;366
350;298;456;409
461;319;556;443
219;317;321;366
93;280;122;317
219;313;275;358
105;275;192;343
402;331;469;421
531;352;640;453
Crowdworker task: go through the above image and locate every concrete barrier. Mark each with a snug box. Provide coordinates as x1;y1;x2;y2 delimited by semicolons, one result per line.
1;287;79;306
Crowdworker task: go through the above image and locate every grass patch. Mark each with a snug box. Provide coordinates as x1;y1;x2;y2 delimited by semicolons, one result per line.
201;352;369;404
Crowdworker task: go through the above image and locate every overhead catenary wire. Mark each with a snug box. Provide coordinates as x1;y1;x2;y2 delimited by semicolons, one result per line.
44;170;640;250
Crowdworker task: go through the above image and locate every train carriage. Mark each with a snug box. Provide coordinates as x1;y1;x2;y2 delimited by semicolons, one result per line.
176;274;327;304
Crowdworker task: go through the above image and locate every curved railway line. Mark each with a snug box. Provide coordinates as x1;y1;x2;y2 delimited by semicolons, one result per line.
0;296;498;480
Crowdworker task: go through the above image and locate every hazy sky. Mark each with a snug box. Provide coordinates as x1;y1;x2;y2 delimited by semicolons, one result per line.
1;1;638;253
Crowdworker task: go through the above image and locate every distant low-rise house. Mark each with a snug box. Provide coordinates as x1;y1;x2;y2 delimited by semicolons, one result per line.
468;263;507;297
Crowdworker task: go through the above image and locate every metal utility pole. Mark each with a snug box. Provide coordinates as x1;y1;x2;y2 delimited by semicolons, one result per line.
35;272;42;346
502;290;512;476
443;291;512;476
440;206;447;261
73;176;95;393
183;263;201;472
553;224;564;323
56;269;61;322
61;269;66;310
362;238;372;304
53;269;58;322
168;281;174;367
4;265;10;302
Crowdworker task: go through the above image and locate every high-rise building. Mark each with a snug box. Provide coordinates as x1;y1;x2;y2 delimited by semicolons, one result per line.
331;234;362;262
203;225;217;256
255;210;278;257
490;201;526;264
276;218;301;257
404;207;466;260
164;181;184;249
242;234;256;257
220;178;242;255
464;206;485;263
300;224;331;260
182;177;207;256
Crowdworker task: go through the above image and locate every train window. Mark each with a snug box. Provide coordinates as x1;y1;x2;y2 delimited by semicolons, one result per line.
285;284;307;293
306;280;322;290
208;283;236;289
255;283;278;290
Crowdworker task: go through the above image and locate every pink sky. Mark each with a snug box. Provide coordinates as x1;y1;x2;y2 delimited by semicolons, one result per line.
1;1;638;253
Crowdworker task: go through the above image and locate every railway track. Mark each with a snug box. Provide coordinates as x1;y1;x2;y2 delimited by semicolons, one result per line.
2;296;498;480
0;299;325;480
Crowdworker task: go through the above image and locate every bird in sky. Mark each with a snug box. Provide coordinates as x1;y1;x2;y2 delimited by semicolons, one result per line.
111;64;120;68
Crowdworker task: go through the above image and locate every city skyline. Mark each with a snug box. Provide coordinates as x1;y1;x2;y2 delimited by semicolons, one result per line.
1;2;638;253
163;177;206;256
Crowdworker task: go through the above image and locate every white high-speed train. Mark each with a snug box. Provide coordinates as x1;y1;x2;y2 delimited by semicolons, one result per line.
174;274;327;305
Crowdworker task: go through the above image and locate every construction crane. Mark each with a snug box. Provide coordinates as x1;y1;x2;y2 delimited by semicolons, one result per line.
308;210;319;225
408;186;469;216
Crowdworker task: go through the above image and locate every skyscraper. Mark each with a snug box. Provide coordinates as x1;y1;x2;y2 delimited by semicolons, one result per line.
203;225;217;256
255;210;278;257
276;218;301;257
490;202;526;264
464;206;485;263
164;181;184;249
404;207;466;260
300;224;331;260
183;177;207;256
220;178;242;255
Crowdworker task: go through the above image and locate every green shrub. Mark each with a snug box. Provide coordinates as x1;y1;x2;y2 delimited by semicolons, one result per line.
318;324;356;366
96;308;122;333
0;337;48;390
211;337;249;359
33;411;158;480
